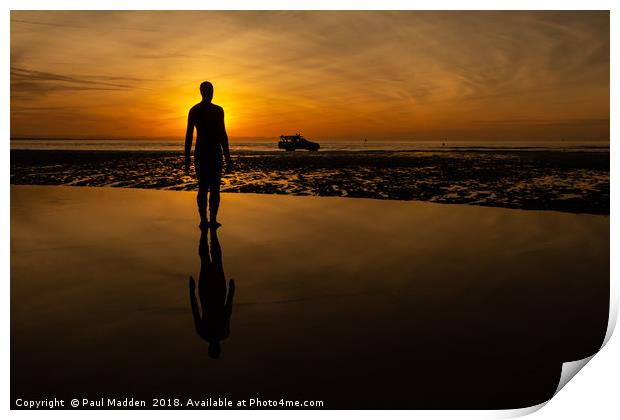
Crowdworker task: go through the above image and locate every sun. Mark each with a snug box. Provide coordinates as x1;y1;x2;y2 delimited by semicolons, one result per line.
156;83;241;138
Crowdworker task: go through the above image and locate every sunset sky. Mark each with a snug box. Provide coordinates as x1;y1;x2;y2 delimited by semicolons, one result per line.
10;11;609;141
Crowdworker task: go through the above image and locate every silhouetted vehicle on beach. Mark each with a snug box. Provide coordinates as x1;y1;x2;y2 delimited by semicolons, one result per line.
278;134;320;151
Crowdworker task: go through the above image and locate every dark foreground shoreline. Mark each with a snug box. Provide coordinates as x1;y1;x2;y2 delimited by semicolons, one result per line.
10;149;610;214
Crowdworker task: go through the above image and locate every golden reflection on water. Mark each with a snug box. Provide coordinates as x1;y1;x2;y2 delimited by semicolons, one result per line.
10;186;609;408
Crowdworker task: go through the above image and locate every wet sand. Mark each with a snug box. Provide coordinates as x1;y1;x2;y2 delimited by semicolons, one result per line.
11;186;609;409
10;149;610;214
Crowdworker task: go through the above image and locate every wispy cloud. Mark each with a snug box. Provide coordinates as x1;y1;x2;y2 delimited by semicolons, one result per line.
472;118;610;126
12;67;133;88
10;67;156;97
11;16;158;32
133;53;193;59
11;18;83;29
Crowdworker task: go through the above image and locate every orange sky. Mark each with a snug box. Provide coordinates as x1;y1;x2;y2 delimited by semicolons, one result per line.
10;11;609;141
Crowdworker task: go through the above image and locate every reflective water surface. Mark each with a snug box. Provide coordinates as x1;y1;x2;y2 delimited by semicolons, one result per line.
11;186;609;408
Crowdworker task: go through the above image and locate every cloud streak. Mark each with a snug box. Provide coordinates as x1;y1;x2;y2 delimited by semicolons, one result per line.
10;67;158;98
471;118;610;126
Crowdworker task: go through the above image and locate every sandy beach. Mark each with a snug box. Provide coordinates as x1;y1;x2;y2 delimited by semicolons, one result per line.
10;149;610;214
10;185;609;409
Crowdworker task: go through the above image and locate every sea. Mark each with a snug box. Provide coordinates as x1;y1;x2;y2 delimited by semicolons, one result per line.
10;138;609;153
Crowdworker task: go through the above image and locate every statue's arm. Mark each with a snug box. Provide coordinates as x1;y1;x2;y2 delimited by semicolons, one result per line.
220;109;232;166
184;110;194;168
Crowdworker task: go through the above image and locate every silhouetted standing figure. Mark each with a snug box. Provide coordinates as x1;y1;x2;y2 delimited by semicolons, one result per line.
185;81;234;228
189;227;235;358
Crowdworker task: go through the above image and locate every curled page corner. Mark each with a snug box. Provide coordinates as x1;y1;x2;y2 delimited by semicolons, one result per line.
498;310;616;419
540;287;618;410
548;303;617;401
497;356;596;419
553;355;595;396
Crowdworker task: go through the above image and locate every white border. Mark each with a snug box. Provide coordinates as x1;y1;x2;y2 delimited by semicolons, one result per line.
2;1;616;419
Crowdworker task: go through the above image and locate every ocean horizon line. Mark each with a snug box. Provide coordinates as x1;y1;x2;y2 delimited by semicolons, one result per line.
10;136;611;143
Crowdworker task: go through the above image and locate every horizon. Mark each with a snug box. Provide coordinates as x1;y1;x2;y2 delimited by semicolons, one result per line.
11;11;610;141
10;135;611;144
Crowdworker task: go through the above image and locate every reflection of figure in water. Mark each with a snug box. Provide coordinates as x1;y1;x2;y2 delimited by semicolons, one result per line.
185;81;234;228
189;227;235;358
